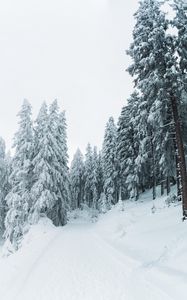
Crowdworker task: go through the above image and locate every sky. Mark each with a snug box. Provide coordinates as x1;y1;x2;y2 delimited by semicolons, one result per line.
0;0;139;162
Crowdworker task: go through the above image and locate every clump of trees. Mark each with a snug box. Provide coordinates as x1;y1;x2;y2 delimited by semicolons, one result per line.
1;100;69;251
70;0;187;218
125;0;187;218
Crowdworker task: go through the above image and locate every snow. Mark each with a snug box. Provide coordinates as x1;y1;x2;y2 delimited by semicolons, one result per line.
0;188;187;300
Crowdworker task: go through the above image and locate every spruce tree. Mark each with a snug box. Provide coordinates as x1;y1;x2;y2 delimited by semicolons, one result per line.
127;0;187;216
31;101;68;226
127;0;176;199
117;105;130;200
70;149;85;209
92;147;100;210
173;0;187;151
0;138;8;236
98;192;108;214
95;150;104;204
4;100;34;249
164;0;187;217
84;143;94;207
102;117;119;207
30;102;55;223
52;110;69;225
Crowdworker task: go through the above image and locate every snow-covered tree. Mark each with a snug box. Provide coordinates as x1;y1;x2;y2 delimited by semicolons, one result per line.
0;138;9;236
127;0;168;198
117;105;130;199
126;0;187;216
51;109;69;226
173;0;187;76
117;92;145;200
164;0;187;216
30;102;55;223
94;150;104;205
70;146;103;211
70;149;85;209
92;147;100;210
98;192;108;214
31;100;69;226
84;143;94;207
4;100;34;249
173;0;187;151
102;117;119;207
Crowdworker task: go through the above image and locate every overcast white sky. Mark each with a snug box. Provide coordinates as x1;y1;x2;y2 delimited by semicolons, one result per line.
0;0;139;161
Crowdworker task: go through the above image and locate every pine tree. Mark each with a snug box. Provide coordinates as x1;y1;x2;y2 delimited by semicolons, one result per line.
173;0;187;152
70;149;85;209
102;117;119;207
127;93;142;199
95;150;104;204
127;0;187;216
173;0;187;76
92;147;100;210
164;41;187;218
117;105;129;200
43;100;68;225
117;92;145;200
84;143;94;207
127;0;170;198
164;0;187;217
31;101;68;226
0;138;8;236
98;192;108;214
52;110;69;226
4;100;34;249
30;102;55;223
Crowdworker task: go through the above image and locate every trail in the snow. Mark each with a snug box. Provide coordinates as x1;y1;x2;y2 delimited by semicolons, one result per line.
1;222;176;300
3;224;132;300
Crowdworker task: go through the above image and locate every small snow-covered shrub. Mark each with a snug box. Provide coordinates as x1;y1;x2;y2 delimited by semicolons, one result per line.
165;193;178;207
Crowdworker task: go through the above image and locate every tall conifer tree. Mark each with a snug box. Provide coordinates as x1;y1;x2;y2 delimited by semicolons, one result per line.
5;100;34;249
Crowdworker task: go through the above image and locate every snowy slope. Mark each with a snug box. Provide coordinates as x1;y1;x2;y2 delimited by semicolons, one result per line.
95;190;187;300
0;189;187;300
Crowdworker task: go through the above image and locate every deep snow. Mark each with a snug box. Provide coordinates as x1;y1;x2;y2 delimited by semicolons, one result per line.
0;188;187;300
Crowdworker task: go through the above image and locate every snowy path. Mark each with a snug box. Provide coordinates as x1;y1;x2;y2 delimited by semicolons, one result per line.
2;224;133;300
0;213;184;300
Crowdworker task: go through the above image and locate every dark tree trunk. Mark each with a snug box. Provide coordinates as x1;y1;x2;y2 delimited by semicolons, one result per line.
173;136;182;201
141;184;145;193
176;153;182;201
151;134;156;200
161;182;164;196
166;176;171;195
171;94;187;219
161;173;165;196
135;185;139;201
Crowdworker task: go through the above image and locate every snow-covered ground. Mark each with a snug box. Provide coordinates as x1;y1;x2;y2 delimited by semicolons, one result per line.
0;188;186;300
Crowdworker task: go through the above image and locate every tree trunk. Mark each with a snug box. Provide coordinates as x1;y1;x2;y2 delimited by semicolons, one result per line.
161;182;164;196
175;154;182;201
160;173;164;196
173;136;182;201
141;183;145;193
135;185;139;201
171;94;187;219
166;176;171;195
151;133;156;200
